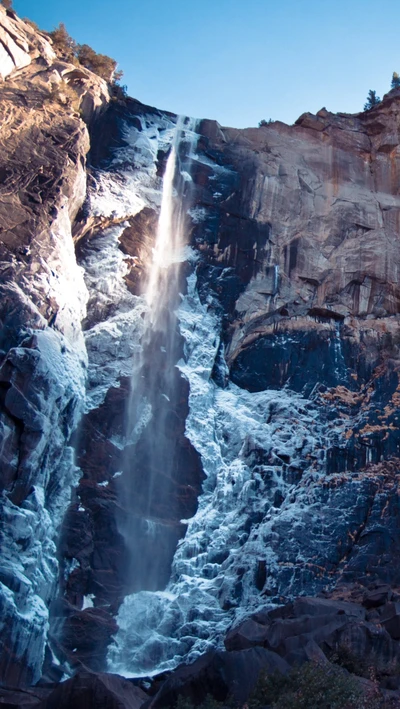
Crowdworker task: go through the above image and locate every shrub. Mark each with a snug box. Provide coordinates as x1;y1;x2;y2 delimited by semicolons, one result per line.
49;22;122;85
176;694;225;709
76;43;116;82
1;0;13;9
110;81;128;102
46;80;80;112
49;22;77;62
329;642;400;683
259;118;274;127
248;662;375;709
23;17;39;31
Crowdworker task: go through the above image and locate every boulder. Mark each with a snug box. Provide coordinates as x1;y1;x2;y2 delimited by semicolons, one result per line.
224;596;400;672
224;618;270;651
40;672;147;709
380;602;400;640
147;648;289;708
362;585;393;609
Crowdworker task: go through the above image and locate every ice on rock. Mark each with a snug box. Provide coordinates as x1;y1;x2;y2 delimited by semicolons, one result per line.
82;594;95;609
87;116;178;221
0;306;87;682
76;112;330;680
81;116;181;412
108;260;326;677
80;225;147;410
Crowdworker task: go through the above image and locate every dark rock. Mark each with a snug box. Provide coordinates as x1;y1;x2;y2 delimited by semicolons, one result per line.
40;671;147;709
225;618;270;651
363;585;393;609
380;602;400;640
274;597;366;620
224;596;399;673
49;606;118;673
0;685;50;709
147;648;289;708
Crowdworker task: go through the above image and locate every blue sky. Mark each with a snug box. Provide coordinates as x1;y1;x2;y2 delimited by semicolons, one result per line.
14;0;400;128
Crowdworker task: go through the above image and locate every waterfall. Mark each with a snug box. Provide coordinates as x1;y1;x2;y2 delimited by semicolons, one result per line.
146;119;191;325
117;116;200;594
107;114;328;680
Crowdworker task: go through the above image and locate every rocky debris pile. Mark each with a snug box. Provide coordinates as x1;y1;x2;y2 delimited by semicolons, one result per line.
145;588;400;707
4;587;400;707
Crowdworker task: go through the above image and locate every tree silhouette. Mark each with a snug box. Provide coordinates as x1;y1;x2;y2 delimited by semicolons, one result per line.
391;72;400;89
364;90;381;111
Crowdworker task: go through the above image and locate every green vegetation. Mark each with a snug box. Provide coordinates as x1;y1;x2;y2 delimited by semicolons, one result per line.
23;17;39;31
329;642;400;684
259;118;274;127
49;22;77;63
173;662;386;709
49;22;123;85
176;695;225;709
248;663;367;709
364;89;381;111
76;43;117;82
391;71;400;89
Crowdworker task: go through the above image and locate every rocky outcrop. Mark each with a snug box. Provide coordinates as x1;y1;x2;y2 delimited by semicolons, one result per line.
0;10;109;685
197;103;400;393
147;647;289;708
41;671;147;709
0;672;147;709
0;7;54;78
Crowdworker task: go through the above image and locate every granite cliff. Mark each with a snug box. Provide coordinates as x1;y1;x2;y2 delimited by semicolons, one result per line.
2;6;400;705
0;5;108;684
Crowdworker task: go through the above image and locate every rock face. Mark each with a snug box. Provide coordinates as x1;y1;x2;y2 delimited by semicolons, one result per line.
3;4;400;690
144;591;400;707
88;95;400;678
0;7;54;78
0;9;109;685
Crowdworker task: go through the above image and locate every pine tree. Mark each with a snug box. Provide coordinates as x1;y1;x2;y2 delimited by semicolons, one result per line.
49;23;77;62
364;89;381;111
391;72;400;89
76;44;117;82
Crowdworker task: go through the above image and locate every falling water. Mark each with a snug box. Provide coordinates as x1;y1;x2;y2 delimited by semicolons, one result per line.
117;116;200;594
146;122;188;324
